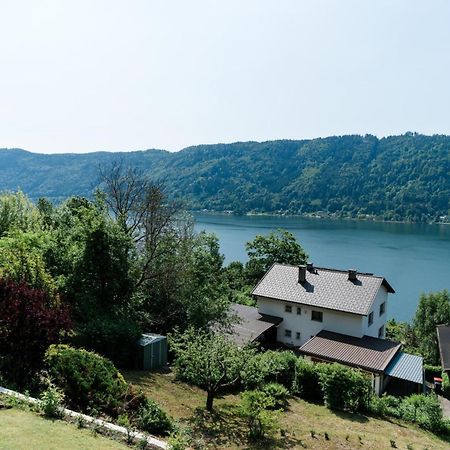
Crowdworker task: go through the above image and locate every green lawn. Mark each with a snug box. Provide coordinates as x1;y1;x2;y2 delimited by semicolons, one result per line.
125;369;450;450
0;405;128;450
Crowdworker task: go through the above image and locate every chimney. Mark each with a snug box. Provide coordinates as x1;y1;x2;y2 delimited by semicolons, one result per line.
307;262;314;272
348;269;357;281
298;265;307;283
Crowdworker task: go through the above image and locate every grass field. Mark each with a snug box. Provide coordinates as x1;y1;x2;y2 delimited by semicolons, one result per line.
124;369;450;450
0;402;128;450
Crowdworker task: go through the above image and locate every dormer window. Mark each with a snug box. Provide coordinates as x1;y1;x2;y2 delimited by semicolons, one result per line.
368;312;374;326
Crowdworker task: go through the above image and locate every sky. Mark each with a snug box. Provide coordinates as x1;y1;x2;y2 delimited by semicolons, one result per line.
1;0;450;154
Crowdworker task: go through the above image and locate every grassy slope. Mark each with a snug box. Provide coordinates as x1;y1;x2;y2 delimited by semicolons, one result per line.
0;407;128;450
124;370;450;450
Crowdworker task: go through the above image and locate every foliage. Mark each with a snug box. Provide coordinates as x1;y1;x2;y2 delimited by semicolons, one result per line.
0;191;40;236
413;290;450;365
44;344;128;416
241;350;298;391
239;389;281;440
169;328;256;411
292;358;324;402
369;393;447;434
39;377;65;419
0;279;70;390
443;373;450;399
318;363;371;412
134;399;173;435
245;229;308;282
73;316;141;368
260;383;289;410
2;134;449;223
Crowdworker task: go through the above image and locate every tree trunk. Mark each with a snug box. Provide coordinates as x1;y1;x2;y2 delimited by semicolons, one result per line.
206;391;214;411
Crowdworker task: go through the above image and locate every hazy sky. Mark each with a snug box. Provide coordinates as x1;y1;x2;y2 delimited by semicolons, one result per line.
1;0;450;153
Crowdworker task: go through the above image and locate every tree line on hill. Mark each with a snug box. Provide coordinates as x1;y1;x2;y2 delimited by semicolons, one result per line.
0;132;449;223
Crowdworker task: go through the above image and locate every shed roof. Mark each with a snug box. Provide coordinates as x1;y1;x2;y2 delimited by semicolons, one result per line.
299;330;401;373
437;324;450;371
385;351;423;384
252;263;394;316
138;334;166;346
227;303;282;346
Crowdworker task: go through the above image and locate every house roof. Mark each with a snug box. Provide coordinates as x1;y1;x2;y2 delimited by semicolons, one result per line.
252;263;394;316
299;330;401;373
227;303;282;346
437;324;450;371
384;351;423;384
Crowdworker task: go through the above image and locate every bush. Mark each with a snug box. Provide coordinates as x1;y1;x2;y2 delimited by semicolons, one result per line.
44;344;127;416
369;394;402;418
240;390;281;440
400;394;444;433
135;399;173;436
241;351;298;391
319;363;371;412
292;358;323;402
261;383;289;410
39;380;65;418
442;372;450;399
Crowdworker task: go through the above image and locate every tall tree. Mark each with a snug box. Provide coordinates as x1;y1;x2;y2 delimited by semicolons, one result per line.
413;290;450;365
245;229;308;283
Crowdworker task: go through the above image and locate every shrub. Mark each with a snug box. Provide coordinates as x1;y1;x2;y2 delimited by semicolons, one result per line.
241;350;298;390
442;372;450;399
240;390;281;440
44;344;127;416
39;380;65;418
261;383;289;410
319;363;371;412
369;394;402;418
135;399;173;436
400;394;444;433
292;358;323;402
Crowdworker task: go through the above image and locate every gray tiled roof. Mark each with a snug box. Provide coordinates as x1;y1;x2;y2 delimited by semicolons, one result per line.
226;303;282;346
252;263;394;316
299;330;401;373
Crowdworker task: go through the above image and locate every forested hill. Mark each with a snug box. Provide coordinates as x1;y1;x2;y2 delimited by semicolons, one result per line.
0;133;449;222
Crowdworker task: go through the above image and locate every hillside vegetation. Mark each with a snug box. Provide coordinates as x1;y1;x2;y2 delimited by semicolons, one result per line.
0;133;449;222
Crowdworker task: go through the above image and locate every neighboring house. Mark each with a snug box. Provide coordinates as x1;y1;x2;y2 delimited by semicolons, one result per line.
230;263;423;395
437;324;450;375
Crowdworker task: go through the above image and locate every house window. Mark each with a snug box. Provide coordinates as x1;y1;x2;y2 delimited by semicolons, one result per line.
368;312;374;326
378;325;385;338
296;332;301;340
379;302;385;316
311;310;323;322
285;329;292;338
297;307;301;315
285;304;292;313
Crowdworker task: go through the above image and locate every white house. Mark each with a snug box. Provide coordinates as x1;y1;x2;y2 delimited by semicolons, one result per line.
229;263;423;395
252;263;393;347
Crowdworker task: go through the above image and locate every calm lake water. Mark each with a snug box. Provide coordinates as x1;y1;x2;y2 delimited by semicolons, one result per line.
194;214;450;322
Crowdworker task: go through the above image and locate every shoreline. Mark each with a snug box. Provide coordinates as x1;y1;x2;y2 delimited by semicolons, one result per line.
191;210;450;226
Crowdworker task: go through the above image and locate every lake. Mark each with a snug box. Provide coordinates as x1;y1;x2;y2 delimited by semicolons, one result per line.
194;214;450;322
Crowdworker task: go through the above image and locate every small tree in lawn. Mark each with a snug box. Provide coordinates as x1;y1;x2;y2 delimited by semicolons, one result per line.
169;328;255;411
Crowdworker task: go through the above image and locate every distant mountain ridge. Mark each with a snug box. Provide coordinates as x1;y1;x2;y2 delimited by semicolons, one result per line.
1;133;449;222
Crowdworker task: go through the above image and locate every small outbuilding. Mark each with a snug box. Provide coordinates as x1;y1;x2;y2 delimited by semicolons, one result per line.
137;334;168;370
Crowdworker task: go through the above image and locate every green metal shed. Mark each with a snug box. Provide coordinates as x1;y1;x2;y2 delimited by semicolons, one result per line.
137;334;168;370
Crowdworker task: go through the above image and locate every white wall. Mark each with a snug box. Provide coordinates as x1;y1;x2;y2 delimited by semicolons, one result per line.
362;287;388;338
257;296;364;347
